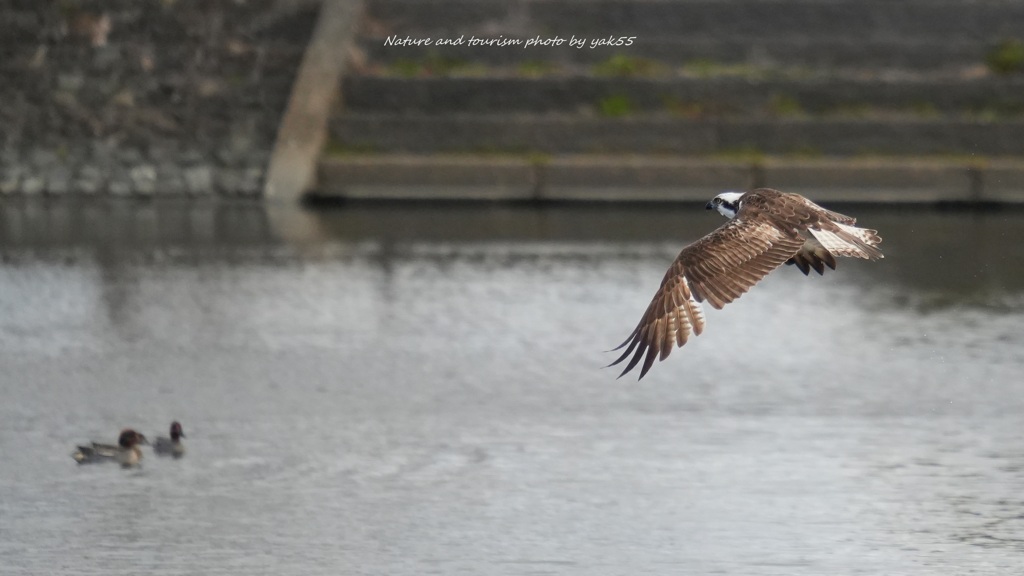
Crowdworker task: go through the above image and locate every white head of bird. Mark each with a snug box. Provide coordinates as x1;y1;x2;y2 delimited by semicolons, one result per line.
706;191;745;219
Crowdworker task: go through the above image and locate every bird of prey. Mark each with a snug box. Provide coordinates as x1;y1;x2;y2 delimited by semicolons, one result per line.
610;188;883;379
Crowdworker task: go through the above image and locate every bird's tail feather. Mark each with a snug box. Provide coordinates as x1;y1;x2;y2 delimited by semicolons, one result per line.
809;223;883;260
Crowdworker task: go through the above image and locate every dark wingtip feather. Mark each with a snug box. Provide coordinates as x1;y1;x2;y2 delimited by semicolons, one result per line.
607;334;640;367
638;346;658;380
607;325;640;353
611;339;648;379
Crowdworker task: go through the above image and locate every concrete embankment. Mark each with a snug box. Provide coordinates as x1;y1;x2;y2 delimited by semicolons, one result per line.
316;154;1024;204
6;0;1024;203
319;0;1024;204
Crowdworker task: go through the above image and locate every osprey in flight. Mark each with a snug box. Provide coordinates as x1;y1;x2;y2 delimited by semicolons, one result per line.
610;188;883;379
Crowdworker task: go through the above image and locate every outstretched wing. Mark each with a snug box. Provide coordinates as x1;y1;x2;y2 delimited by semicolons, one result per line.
609;214;806;379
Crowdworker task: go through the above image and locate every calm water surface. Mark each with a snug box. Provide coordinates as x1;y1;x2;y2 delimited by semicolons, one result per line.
1;199;1023;575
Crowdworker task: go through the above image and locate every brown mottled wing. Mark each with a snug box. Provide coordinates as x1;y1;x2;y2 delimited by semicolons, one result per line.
766;188;883;267
609;208;806;379
817;206;857;226
608;257;707;380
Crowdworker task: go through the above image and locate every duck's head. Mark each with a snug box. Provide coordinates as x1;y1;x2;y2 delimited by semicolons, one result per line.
170;421;185;441
118;429;149;448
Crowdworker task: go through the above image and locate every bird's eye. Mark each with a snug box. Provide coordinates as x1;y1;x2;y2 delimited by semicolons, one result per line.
713;198;721;204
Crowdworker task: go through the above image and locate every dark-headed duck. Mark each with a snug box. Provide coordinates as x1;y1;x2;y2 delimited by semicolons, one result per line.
153;421;185;458
72;429;149;467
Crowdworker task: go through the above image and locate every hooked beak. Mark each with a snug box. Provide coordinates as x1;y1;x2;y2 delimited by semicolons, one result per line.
138;434;150;446
705;202;715;210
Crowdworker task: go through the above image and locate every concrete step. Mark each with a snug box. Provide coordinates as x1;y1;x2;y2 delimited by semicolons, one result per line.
330;114;1024;156
364;0;1024;42
315;153;1024;204
341;76;1024;116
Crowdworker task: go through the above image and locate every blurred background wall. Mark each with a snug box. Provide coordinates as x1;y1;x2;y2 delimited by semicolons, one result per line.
1;0;319;197
5;0;1024;202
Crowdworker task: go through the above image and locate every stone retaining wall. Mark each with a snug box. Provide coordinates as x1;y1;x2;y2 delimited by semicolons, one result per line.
1;0;318;197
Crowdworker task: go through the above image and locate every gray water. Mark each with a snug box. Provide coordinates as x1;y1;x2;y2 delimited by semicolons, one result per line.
1;199;1023;575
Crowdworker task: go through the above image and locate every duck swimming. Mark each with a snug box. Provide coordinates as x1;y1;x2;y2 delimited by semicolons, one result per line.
72;429;149;468
153;421;185;458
